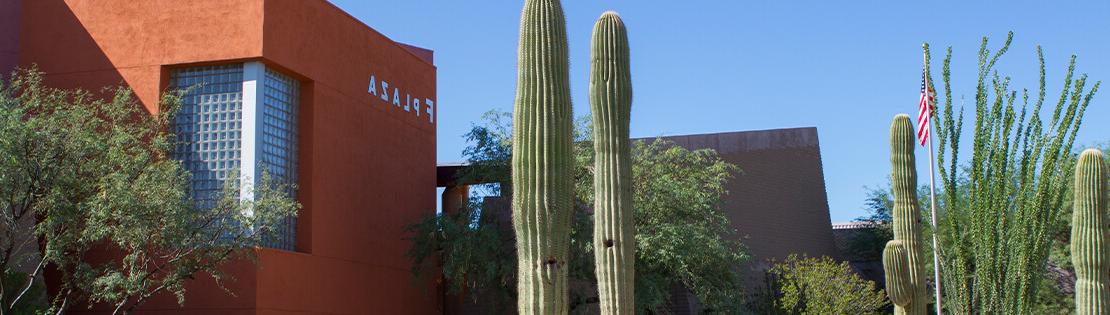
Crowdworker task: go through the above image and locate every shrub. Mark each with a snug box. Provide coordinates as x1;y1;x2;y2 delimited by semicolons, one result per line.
761;255;888;314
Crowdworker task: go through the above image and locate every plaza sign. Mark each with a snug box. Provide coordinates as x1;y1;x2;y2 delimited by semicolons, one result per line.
368;74;434;124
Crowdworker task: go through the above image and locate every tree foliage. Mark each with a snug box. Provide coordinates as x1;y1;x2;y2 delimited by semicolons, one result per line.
578;135;747;313
406;198;516;313
845;188;895;261
848;185;937;262
927;33;1100;313
0;69;300;314
408;110;747;313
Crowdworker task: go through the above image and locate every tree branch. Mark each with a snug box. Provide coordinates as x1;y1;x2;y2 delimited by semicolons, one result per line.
9;254;47;309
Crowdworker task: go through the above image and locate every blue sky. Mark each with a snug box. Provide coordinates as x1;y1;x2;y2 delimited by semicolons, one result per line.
329;0;1110;222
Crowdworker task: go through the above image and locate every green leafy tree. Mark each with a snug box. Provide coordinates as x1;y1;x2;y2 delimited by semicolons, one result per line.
406;198;517;313
847;185;936;262
761;255;889;314
579;133;747;313
927;33;1100;313
0;69;300;315
408;110;747;313
845;188;895;261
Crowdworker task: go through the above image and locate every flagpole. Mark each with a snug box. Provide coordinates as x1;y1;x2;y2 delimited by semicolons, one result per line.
923;43;943;315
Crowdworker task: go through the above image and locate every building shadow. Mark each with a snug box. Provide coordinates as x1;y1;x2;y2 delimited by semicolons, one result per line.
18;0;128;104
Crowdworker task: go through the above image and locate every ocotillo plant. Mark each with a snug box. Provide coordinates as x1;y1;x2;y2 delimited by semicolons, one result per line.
1072;149;1109;314
511;0;575;313
888;114;928;314
589;11;634;315
883;240;912;308
928;34;1100;313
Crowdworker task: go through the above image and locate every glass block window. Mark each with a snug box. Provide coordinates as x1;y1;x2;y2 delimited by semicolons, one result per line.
171;64;244;209
259;68;299;251
170;63;300;252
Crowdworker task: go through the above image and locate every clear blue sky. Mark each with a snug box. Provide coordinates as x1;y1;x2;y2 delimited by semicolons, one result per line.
329;0;1110;223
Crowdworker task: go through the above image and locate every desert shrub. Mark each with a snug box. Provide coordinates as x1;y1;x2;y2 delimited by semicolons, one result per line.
760;255;888;314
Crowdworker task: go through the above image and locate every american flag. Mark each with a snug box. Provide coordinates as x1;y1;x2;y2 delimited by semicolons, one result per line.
917;69;934;146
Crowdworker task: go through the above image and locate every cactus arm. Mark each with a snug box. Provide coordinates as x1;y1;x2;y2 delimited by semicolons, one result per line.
884;240;913;307
511;0;575;313
1072;149;1110;315
589;11;635;315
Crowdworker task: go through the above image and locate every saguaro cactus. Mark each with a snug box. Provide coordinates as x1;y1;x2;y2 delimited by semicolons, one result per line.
1072;149;1109;314
884;240;912;307
511;0;575;313
887;114;928;314
589;11;634;315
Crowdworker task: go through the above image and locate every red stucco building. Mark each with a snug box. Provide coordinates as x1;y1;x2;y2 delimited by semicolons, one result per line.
5;0;440;313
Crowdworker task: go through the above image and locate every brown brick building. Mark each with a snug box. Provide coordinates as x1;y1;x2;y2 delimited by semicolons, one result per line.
661;127;839;268
438;127;839;314
649;127;839;313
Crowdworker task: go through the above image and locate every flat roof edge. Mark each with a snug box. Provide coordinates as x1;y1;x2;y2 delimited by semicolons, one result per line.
640;127;821;153
397;43;434;64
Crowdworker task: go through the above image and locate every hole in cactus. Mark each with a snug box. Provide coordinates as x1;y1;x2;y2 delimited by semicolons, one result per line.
604;239;614;248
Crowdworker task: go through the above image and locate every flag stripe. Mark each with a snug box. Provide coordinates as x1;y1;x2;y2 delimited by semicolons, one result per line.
917;69;933;146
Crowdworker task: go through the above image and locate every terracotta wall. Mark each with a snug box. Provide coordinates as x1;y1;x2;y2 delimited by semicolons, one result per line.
20;0;265;113
20;0;438;313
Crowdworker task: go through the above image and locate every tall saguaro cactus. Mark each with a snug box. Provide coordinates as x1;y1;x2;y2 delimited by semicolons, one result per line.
511;0;575;313
887;114;928;314
589;11;635;315
1072;149;1109;314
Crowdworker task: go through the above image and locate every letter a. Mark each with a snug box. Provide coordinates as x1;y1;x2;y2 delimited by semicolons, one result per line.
368;75;377;96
